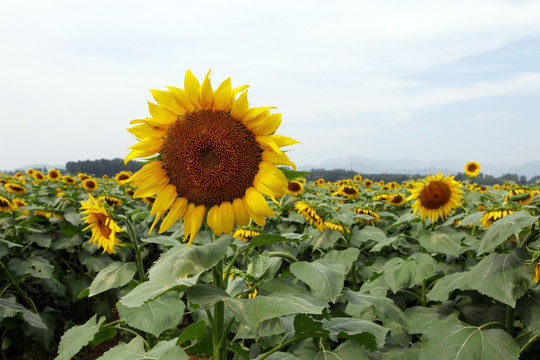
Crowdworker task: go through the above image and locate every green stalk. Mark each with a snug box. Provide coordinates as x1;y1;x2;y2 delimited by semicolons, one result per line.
0;261;38;313
421;279;427;306
125;218;146;282
520;334;539;354
505;305;514;335
268;251;297;264
212;260;226;360
257;337;300;360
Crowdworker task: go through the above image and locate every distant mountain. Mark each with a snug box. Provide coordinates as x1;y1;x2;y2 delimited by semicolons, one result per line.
298;156;540;178
8;163;65;172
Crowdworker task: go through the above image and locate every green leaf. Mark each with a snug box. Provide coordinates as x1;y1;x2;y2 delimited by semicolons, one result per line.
119;275;198;308
88;261;137;296
468;248;532;307
427;271;472;302
9;256;54;279
420;313;520;360
247;234;301;249
55;315;105;360
293;314;329;339
279;168;311;181
344;290;408;327
223;293;327;327
187;284;231;308
418;226;463;256
478;211;539;255
371;236;399;252
290;259;346;302
117;292;185;337
516;290;540;336
176;320;208;346
383;253;434;293
405;306;446;334
459;212;485;227
354;226;387;245
323;248;360;273
88;327;117;346
97;336;189;360
312;228;342;250
321;317;388;350
0;297;47;329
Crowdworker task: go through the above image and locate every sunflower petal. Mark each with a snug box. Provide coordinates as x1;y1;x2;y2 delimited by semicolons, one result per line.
232;198;250;226
249;112;282;136
150;89;187;115
167;86;195;112
230;91;249;119
219;201;235;235
150;184;177;215
253;161;288;198
245;187;274;219
159;197;188;234
184;70;201;108
262;150;296;170
198;69;214;109
147;102;177;125
206;205;222;235
213;77;232;110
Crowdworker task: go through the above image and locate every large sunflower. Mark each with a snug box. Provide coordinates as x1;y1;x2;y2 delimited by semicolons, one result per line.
407;172;463;223
124;70;297;244
464;161;481;177
80;194;123;254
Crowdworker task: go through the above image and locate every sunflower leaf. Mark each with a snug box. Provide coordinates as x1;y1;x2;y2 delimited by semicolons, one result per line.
478;211;539;255
279;168;311;181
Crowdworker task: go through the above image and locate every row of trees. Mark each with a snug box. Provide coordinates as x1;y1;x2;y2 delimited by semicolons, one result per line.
303;168;536;185
65;158;141;177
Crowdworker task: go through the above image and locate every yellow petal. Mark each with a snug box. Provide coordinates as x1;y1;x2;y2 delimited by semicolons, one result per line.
147;101;177;125
213;77;232;110
150;184;177;215
184;70;201;108
230;91;249;119
253;161;288;198
198;69;214;109
127;136;163;152
269;134;300;148
159;197;188;234
186;205;206;246
166;86;195;112
125;148;159;164
206;205;222;236
129;161;165;185
245;187;274;219
242;107;274;127
149;211;166;234
150;89;187;115
262;150;296;170
219;201;235;235
232;198;250;226
127;123;167;139
133;177;169;198
249;112;282;136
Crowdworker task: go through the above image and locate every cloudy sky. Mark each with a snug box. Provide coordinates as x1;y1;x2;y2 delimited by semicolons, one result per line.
2;0;540;171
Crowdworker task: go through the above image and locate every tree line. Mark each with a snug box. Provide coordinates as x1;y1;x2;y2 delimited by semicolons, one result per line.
303;168;536;185
65;158;142;177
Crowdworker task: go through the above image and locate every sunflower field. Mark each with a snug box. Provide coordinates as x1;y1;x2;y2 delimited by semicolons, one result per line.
2;72;540;359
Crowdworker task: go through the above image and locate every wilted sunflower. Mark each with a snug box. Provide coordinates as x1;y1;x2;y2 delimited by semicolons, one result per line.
286;180;304;196
464;161;481;177
354;207;379;224
295;201;326;232
48;169;61;181
80;194;123;254
480;207;517;228
0;196;13;212
115;171;133;183
407;172;463;223
4;182;26;194
232;228;261;242
124;70;297;244
82;178;98;192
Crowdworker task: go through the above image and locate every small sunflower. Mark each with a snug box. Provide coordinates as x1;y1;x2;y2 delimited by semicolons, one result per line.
315;178;326;186
407;172;463;223
124;70;297;244
363;179;373;187
464;161;481;177
48;169;61;181
4;183;26;194
386;193;406;206
354;207;379;224
125;188;135;197
62;175;77;185
82;178;98;192
0;196;14;212
115;171;133;183
493;184;501;190
480;207;517;228
34;209;63;220
295;201;326;232
232;228;261;242
286;180;305;196
354;174;362;182
338;185;360;199
26;169;35;176
33;171;46;182
80;194;123;254
12;198;27;208
98;195;122;208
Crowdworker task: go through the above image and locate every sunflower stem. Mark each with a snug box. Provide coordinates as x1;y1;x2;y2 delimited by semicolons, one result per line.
212;260;227;360
421;279;427;306
125;217;146;282
0;261;39;314
505;305;514;335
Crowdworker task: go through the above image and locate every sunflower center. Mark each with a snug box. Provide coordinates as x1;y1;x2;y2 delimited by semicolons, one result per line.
419;181;451;209
96;214;112;238
391;194;404;204
288;182;301;192
343;186;357;195
161;109;262;206
467;164;477;172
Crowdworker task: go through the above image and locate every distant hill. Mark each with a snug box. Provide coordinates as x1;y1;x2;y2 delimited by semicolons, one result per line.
299;156;540;178
6;163;66;172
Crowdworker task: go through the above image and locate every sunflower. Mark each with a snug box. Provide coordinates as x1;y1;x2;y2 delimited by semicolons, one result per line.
534;264;540;284
48;169;61;181
338;185;360;199
26;169;35;176
315;178;326;186
386;193;406;206
324;220;349;234
125;188;135;197
295;201;326;232
407;172;463;223
12;198;27;208
82;178;98;192
354;207;379;224
98;195;122;208
505;188;539;205
4;183;26;194
286;180;305;196
78;173;90;181
232;228;261;242
363;179;373;187
464;161;481;177
0;196;13;212
80;194;123;254
115;171;133;183
33;171;46;182
124;70;297;244
480;207;517;228
62;175;77;185
354;174;362;182
34;209;63;220
493;184;501;190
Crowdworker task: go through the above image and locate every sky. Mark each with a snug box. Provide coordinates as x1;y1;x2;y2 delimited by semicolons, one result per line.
2;0;540;171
